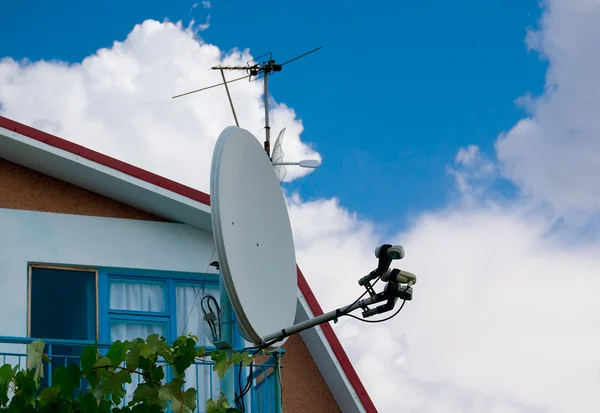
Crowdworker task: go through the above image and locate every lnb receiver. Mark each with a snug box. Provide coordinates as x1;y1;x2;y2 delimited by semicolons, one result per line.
375;244;405;260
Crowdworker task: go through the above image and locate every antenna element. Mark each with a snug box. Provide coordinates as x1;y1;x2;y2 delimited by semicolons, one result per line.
173;47;322;157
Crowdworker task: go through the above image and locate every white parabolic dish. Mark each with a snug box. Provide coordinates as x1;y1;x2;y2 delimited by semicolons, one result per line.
210;126;298;348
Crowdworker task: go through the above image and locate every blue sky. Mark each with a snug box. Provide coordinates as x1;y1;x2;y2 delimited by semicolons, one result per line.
1;0;546;228
4;2;600;412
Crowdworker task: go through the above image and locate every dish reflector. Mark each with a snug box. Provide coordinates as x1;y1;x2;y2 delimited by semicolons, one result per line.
210;126;298;348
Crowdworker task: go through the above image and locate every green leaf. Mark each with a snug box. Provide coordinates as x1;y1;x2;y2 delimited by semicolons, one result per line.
52;363;81;396
206;392;234;413
93;356;114;384
107;340;129;368
37;385;60;407
130;383;160;405
230;351;253;366
145;334;161;347
195;346;206;358
210;350;231;380
81;344;98;370
98;399;114;413
102;369;130;406
91;387;105;402
8;394;28;412
26;340;45;385
0;364;14;405
149;365;164;382
93;356;113;371
182;388;197;412
159;378;193;413
125;341;142;371
137;356;152;372
139;344;154;360
211;350;227;364
79;392;99;413
14;370;37;396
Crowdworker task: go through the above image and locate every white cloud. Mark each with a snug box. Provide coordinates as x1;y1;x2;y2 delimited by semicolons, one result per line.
297;200;600;413
0;19;320;189
202;1;211;9
448;144;497;197
1;3;600;412
495;0;600;218
198;15;211;31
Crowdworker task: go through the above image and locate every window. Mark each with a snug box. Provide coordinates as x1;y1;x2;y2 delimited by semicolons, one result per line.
28;265;228;404
29;266;98;388
28;265;222;345
29;266;97;341
100;271;220;347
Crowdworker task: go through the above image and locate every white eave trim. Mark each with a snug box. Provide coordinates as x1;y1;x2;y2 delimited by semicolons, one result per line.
0;125;212;231
295;292;367;413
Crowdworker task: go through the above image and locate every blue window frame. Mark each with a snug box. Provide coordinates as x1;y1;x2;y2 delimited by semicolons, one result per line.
98;268;225;347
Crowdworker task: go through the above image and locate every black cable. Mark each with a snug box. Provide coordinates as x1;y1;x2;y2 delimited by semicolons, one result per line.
338;275;382;318
235;346;263;411
234;338;283;411
200;296;216;339
200;295;222;341
180;247;216;335
344;299;407;323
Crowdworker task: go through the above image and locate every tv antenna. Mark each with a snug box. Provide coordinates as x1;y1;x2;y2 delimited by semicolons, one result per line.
271;127;320;183
172;46;322;159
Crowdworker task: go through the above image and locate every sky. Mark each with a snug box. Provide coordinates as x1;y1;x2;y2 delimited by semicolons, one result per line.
1;0;600;412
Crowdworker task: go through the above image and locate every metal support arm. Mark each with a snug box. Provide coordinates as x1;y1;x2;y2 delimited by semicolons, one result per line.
261;283;412;344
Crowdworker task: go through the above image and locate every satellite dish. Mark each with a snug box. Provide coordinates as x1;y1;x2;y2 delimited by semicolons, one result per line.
210;126;298;348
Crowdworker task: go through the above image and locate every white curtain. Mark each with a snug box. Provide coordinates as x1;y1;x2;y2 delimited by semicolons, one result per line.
176;285;220;411
109;280;221;412
110;280;164;312
110;281;166;408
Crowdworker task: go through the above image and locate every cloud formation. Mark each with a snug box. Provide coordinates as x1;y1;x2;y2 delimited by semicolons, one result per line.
495;0;600;218
1;3;600;412
0;20;320;187
293;196;600;413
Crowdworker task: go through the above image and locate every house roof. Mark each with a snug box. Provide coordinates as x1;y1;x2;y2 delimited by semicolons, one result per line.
0;115;377;413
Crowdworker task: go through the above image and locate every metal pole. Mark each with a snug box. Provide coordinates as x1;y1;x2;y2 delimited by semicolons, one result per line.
219;280;235;405
275;350;282;413
262;295;382;343
263;73;271;157
220;69;239;127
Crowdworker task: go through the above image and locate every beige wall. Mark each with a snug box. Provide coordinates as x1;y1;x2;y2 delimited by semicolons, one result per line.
0;158;340;412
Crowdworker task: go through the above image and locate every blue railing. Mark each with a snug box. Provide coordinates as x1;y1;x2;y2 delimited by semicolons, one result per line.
0;336;282;413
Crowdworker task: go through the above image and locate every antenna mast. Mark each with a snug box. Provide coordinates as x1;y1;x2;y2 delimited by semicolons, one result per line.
173;46;322;158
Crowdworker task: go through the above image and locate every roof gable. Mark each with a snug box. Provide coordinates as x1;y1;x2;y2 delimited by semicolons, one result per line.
0;115;377;413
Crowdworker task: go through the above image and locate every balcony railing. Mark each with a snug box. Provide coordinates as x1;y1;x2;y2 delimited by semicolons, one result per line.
0;336;282;413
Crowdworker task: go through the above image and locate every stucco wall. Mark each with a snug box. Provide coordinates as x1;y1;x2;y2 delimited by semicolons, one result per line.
0;158;341;412
0;207;216;337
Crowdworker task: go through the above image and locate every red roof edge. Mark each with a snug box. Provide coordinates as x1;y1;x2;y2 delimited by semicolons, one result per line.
296;266;378;413
0;115;377;413
0;116;210;206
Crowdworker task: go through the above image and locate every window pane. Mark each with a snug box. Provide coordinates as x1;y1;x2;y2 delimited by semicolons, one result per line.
110;280;165;312
30;267;96;340
110;321;166;342
176;284;218;346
